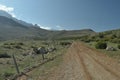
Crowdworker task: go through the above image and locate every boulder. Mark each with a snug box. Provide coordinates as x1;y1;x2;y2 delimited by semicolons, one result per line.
106;46;117;51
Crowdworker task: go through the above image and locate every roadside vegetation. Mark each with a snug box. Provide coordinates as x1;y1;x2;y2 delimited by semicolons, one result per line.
79;29;120;61
0;40;70;80
95;41;107;49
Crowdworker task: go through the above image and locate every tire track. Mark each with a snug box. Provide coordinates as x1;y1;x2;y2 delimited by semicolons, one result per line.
77;42;120;79
86;51;120;79
77;51;92;80
73;43;92;80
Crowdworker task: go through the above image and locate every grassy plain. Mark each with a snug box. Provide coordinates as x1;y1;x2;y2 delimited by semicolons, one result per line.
0;40;69;80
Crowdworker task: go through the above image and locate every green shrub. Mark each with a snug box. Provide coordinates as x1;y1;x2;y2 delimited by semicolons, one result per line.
1;72;13;78
0;53;11;58
110;39;120;43
60;42;71;46
4;43;9;45
98;33;104;38
17;42;24;45
95;41;107;49
3;45;12;49
14;45;22;49
10;42;16;45
118;44;120;49
42;42;49;45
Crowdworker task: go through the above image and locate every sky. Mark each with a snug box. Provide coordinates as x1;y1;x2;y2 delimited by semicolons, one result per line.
0;0;120;32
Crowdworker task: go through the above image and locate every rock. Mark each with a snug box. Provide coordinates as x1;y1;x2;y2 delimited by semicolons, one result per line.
106;46;117;51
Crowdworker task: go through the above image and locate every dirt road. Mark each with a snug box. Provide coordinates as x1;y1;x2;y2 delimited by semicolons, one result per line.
18;42;120;80
48;42;120;80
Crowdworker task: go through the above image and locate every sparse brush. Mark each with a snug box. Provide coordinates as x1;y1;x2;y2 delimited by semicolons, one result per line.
95;41;107;49
0;53;11;58
118;44;120;49
14;45;22;49
17;42;24;45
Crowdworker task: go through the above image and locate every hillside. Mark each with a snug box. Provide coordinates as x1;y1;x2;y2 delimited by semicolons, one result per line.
49;29;95;40
102;29;120;38
0;16;50;40
0;12;95;40
99;29;120;43
79;28;120;43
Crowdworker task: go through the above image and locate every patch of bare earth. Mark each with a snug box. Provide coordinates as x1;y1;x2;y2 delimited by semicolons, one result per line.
18;42;120;80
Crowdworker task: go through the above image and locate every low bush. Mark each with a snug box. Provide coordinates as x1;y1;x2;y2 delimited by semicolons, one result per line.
3;45;12;49
60;42;71;46
10;42;15;45
118;44;120;49
4;43;9;45
17;42;24;45
110;39;120;43
14;45;22;49
1;72;13;78
84;39;91;43
95;41;107;49
0;53;11;58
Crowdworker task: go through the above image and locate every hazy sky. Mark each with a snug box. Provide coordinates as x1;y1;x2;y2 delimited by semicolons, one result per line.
0;0;120;31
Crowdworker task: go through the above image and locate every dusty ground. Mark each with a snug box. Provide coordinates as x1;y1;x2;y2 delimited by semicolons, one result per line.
18;42;120;80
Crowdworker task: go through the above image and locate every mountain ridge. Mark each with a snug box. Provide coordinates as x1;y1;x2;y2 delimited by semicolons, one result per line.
0;10;34;27
0;10;95;40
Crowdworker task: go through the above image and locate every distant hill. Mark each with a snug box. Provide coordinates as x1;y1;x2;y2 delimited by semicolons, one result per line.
49;29;95;40
95;28;120;40
0;10;96;40
80;28;120;43
100;29;120;43
102;29;120;36
0;16;49;40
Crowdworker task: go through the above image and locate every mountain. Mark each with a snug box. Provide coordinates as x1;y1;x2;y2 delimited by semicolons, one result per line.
0;15;50;40
0;10;95;40
12;18;34;27
0;10;12;18
0;10;33;27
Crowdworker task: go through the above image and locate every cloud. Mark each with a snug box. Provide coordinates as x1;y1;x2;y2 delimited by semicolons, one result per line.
35;24;64;30
9;12;16;17
56;25;64;30
0;4;16;17
38;24;52;30
40;26;51;30
0;4;14;12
